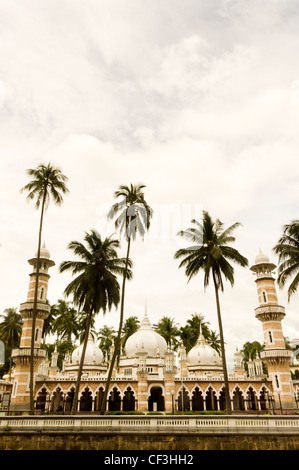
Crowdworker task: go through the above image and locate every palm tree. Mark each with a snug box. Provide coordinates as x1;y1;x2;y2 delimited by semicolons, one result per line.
51;300;79;343
174;210;248;413
178;325;194;353
207;329;221;355
21;162;68;413
42;304;58;344
98;325;116;361
60;230;131;414
273;220;299;300
121;316;140;353
100;183;152;414
0;308;23;380
186;313;210;347
156;316;180;350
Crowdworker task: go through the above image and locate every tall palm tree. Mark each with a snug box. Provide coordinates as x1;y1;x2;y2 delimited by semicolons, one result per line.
273;219;299;300
52;299;79;343
100;183;152;414
156;316;180;350
60;230;131;414
0;308;23;380
21;162;68;413
174;210;248;413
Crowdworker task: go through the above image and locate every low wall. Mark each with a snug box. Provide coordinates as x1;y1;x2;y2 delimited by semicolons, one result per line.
1;415;299;450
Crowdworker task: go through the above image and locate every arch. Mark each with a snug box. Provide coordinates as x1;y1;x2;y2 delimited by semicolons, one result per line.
246;386;258;410
205;386;217;411
123;386;136;412
79;387;93;412
65;387;75;413
148;386;165;412
177;386;190;412
232;386;245;411
94;386;105;412
108;386;121;412
36;387;48;411
218;386;227;411
50;387;64;413
191;386;204;411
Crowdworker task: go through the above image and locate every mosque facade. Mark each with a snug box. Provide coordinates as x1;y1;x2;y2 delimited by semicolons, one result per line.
8;245;299;414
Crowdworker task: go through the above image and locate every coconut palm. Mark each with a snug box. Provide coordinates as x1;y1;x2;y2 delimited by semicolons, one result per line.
207;329;221;355
156;316;180;350
98;325;116;361
21;162;68;413
273;220;299;300
174;210;248;413
121;316;140;353
60;230;131;414
186;313;210;347
178;325;194;353
0;308;23;380
51;300;79;343
100;183;152;414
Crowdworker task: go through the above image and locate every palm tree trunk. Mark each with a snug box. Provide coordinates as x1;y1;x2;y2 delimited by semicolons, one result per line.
100;237;131;415
29;191;46;415
212;270;232;414
70;308;93;415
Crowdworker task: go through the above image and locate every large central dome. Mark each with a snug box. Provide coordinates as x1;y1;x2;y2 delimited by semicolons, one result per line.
125;313;167;357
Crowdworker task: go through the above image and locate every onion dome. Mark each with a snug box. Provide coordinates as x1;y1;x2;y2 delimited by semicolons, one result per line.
250;249;276;273
125;313;167;357
254;249;270;265
71;333;103;365
36;242;51;259
187;330;222;366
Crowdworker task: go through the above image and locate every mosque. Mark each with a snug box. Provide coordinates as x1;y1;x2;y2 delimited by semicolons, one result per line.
7;244;299;414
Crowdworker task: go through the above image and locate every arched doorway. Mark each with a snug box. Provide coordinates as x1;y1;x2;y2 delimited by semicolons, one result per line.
232;387;245;411
108;387;121;411
36;388;47;411
95;387;105;412
65;388;75;413
51;388;63;412
177;387;190;412
123;387;136;411
259;387;268;411
148;386;165;411
205;387;217;411
191;387;204;411
246;387;258;410
219;388;226;411
80;387;93;412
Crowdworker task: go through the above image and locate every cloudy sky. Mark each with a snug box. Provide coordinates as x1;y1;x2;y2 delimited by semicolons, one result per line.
1;0;299;370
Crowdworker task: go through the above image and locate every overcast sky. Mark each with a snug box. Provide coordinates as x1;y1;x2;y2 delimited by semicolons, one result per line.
1;0;298;370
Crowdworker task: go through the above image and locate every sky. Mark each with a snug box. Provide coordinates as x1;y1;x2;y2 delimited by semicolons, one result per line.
0;0;299;371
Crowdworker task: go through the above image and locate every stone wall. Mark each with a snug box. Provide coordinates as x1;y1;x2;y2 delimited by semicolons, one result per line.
1;432;299;450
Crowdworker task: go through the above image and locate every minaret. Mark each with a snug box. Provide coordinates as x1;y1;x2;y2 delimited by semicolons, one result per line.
250;250;296;410
10;243;55;412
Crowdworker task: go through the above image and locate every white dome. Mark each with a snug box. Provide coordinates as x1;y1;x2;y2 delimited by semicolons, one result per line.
72;333;103;365
187;332;222;366
125;313;167;357
254;250;270;265
36;242;51;259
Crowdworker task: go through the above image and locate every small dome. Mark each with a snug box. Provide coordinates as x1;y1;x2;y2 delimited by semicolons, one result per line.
187;332;222;366
254;249;270;265
72;333;103;365
125;313;167;357
36;242;51;259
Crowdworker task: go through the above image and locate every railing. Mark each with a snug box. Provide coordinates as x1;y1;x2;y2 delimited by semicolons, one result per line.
1;415;299;434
